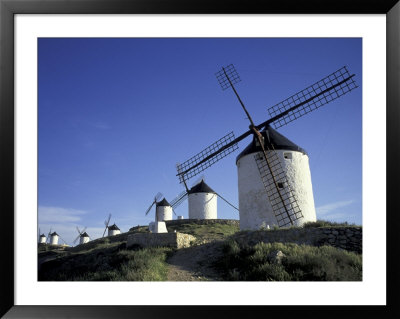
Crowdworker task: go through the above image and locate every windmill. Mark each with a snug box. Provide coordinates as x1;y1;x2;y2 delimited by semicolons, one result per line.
38;228;46;244
102;213;112;237
73;226;91;245
48;230;68;246
176;64;358;229
169;175;238;219
145;192;174;222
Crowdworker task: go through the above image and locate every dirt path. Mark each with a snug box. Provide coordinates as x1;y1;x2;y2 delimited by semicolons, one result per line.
166;241;224;281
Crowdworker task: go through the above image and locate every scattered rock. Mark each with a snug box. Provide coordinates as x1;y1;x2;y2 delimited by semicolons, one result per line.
267;250;286;264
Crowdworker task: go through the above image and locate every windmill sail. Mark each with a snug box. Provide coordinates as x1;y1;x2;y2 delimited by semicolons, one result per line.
266;66;358;129
145;192;163;215
170;190;188;209
176;131;240;183
102;214;111;237
254;150;303;227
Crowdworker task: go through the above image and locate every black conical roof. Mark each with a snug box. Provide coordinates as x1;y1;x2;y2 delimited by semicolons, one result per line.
50;232;59;236
236;125;307;163
188;180;216;194
39;234;46;238
156;198;171;207
80;232;89;237
108;223;120;230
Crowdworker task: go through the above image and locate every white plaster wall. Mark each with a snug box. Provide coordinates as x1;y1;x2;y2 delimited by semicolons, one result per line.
156;205;173;221
79;236;90;244
154;221;168;233
39;237;46;244
50;235;59;245
108;229;121;236
188;192;217;219
237;149;316;230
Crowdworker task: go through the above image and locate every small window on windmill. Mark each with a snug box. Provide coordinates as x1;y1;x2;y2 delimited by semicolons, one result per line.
277;182;284;189
284;152;292;160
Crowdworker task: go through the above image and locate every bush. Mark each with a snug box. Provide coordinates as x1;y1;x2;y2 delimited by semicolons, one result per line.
216;241;362;281
39;243;171;281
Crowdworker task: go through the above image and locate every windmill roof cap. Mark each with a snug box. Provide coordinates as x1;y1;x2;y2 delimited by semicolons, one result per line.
188;180;216;194
156;198;171;207
39;234;46;237
50;232;59;236
80;232;89;237
236;125;307;163
108;224;120;230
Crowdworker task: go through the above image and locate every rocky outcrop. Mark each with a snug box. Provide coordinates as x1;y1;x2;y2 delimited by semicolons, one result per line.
127;232;196;249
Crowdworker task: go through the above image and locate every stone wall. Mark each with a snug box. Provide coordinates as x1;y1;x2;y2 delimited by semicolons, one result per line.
127;232;196;249
233;227;362;253
165;219;239;227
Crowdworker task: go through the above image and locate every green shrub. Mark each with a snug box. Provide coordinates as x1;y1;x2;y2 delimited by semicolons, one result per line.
216;241;362;281
39;244;171;281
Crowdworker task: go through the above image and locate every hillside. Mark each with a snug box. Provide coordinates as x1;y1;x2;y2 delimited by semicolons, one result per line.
38;220;362;281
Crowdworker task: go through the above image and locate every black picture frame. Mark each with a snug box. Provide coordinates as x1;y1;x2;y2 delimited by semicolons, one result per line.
1;0;399;318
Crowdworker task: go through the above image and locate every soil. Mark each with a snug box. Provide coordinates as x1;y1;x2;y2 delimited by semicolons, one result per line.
166;241;225;281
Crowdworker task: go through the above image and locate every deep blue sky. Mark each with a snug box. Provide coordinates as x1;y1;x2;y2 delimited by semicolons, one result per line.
38;38;362;245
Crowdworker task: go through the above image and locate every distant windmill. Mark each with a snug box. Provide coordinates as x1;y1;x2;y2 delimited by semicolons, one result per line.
48;231;68;246
176;64;358;230
38;228;46;244
107;223;121;236
73;226;91;245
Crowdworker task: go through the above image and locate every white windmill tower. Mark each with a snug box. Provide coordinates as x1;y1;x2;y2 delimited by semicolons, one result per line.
108;224;121;236
170;176;238;220
156;198;173;221
38;228;46;244
47;230;68;245
49;230;59;245
39;234;47;244
187;179;217;219
101;213;120;237
144;192;170;233
176;64;358;230
73;226;91;245
38;231;47;244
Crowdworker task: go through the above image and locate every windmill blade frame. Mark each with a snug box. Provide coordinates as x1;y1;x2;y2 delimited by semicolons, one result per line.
47;228;52;243
102;214;112;237
73;234;81;245
254;149;303;227
262;66;357;130
58;235;68;245
154;192;163;202
170;190;188;210
145;201;156;216
145;192;163;215
176;131;242;183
